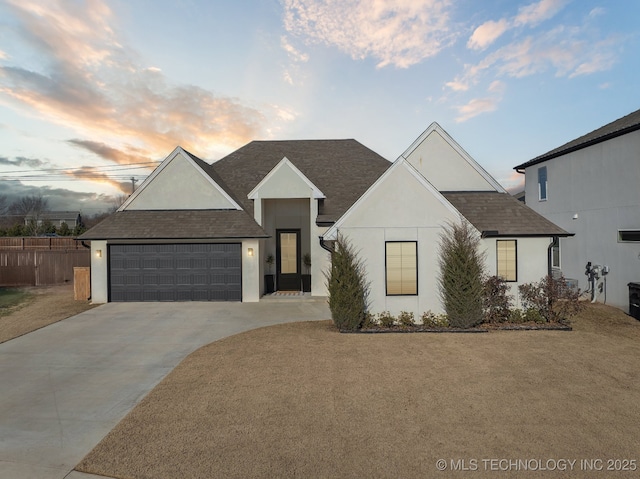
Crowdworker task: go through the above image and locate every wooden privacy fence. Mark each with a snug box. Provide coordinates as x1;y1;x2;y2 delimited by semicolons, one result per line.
0;248;91;286
0;237;84;250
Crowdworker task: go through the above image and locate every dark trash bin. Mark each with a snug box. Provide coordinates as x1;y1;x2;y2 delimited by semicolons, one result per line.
628;282;640;320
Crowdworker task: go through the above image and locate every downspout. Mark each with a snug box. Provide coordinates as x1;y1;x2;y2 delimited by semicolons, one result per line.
81;241;91;249
547;236;558;279
319;236;334;254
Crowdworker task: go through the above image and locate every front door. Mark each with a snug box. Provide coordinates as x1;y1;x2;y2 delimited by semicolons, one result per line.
276;229;301;291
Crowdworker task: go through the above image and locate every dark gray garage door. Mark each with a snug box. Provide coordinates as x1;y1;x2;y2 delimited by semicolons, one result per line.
109;244;241;301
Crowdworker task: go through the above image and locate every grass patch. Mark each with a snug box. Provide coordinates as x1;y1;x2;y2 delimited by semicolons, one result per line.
77;303;640;479
0;288;32;315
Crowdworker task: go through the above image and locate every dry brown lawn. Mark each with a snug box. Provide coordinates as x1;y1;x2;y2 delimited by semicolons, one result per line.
0;285;97;343
77;303;640;479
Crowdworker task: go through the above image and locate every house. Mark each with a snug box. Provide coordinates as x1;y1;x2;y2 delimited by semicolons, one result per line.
25;211;82;228
80;123;568;316
514;108;640;313
79;140;390;302
324;123;568;316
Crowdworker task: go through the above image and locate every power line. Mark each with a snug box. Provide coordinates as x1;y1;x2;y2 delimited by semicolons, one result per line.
0;161;159;175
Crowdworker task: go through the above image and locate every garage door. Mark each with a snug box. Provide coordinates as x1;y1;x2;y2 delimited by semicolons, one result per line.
109;244;241;301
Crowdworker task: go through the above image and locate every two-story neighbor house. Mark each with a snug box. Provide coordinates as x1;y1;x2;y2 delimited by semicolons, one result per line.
81;123;567;318
514;108;640;313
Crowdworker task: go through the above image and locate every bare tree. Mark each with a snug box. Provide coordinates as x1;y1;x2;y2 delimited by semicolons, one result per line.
109;193;129;213
10;195;50;236
0;195;11;229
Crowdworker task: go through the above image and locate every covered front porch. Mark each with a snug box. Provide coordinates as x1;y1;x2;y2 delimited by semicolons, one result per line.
247;157;331;297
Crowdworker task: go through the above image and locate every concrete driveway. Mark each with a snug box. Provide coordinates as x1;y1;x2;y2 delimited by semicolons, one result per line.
0;298;329;479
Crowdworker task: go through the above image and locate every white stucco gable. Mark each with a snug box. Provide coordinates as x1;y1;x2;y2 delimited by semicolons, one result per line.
247;157;325;200
325;158;462;240
402;122;506;193
120;146;241;211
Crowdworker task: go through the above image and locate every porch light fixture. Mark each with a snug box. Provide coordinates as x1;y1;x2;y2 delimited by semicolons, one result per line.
96;249;102;258
247;247;254;257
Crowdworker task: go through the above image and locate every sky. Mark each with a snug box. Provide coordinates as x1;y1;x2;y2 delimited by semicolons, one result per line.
0;0;638;214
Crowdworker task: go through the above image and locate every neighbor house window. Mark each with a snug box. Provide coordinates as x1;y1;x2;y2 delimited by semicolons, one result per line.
538;166;547;201
551;237;560;269
386;242;417;295
496;240;517;282
618;230;640;242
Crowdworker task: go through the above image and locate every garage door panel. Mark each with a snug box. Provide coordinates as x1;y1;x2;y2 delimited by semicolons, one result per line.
109;243;241;302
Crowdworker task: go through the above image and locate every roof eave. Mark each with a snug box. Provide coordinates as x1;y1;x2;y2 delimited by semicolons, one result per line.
480;232;574;238
514;122;640;170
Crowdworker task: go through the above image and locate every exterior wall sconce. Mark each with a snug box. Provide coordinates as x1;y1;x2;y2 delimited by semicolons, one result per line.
96;249;102;258
247;247;254;257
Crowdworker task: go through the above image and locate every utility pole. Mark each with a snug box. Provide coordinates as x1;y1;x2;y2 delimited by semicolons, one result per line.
130;177;138;194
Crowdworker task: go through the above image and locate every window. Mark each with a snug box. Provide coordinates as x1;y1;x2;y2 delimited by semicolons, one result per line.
618;230;640;242
551;237;560;268
538;166;547;201
386;242;417;295
496;240;517;282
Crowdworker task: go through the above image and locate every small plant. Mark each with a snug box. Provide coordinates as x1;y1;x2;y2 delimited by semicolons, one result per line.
265;254;274;273
362;312;377;329
378;311;396;328
508;309;525;323
524;308;545;323
421;311;450;328
483;275;513;323
397;311;415;328
303;253;311;274
518;274;583;323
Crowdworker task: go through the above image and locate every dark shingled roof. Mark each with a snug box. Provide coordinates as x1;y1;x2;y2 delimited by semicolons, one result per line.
211;140;391;223
514;108;640;170
442;191;570;237
79;210;268;240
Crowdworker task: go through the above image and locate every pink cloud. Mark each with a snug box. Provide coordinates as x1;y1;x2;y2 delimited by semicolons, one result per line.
282;0;456;69
0;0;272;168
467;19;510;50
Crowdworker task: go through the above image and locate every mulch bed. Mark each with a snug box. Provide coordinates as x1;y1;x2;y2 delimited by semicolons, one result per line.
342;321;572;333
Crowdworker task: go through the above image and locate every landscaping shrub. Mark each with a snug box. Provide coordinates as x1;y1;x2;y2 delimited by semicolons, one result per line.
325;234;370;331
508;309;525;323
362;312;377;329
518;274;584;323
397;311;415;328
378;311;396;328
524;308;545;323
483;275;513;323
420;311;449;328
437;220;486;328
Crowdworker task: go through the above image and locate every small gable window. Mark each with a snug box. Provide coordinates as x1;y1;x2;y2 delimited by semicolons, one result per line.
538;166;547;201
497;240;517;282
386;242;417;295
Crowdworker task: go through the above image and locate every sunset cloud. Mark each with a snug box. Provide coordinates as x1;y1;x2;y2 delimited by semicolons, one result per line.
0;0;271;166
282;0;456;68
0;156;48;169
467;0;568;51
514;0;568;27
449;25;621;94
467;19;510;50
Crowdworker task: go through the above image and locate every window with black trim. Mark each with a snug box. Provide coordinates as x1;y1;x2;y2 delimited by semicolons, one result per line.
618;230;640;242
538;166;547;201
551;237;560;268
496;240;517;282
385;241;417;295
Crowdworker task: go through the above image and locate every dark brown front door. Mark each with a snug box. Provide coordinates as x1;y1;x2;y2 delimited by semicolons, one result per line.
276;229;301;291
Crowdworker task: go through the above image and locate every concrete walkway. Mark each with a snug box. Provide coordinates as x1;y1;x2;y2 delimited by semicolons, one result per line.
0;298;329;479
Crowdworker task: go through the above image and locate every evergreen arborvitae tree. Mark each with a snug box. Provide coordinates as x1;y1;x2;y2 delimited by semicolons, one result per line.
325;234;370;331
437;220;486;328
